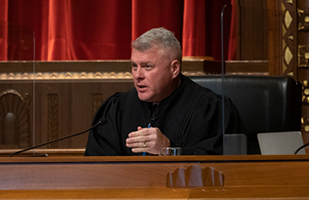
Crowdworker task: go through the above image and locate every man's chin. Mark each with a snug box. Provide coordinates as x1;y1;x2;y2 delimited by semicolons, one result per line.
138;94;153;102
138;96;151;102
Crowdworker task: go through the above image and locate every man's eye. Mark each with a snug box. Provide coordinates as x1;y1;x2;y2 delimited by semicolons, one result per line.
145;65;152;70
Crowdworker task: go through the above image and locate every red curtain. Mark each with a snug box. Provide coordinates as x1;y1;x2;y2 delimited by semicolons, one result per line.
0;0;8;60
0;0;233;61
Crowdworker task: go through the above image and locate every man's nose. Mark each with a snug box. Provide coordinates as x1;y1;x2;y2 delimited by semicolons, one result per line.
133;67;144;79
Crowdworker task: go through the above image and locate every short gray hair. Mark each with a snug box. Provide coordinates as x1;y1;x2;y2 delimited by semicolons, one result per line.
132;27;182;62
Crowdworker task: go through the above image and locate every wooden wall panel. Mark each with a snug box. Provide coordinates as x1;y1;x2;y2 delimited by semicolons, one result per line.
0;80;134;149
237;0;268;60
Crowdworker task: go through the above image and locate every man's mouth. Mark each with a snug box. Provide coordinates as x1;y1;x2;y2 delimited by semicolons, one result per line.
137;85;148;92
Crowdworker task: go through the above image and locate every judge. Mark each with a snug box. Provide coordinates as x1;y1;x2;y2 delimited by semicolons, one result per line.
85;27;243;156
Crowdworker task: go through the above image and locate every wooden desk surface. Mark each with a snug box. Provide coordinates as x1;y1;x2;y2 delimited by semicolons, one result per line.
1;155;309;199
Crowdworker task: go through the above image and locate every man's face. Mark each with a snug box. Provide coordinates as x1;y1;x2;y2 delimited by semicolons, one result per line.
131;47;179;103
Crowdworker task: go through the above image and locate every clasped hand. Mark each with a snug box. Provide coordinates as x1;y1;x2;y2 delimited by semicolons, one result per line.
126;126;170;155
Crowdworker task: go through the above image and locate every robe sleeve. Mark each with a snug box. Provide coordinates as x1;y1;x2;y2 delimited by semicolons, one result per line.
180;96;244;155
84;93;124;156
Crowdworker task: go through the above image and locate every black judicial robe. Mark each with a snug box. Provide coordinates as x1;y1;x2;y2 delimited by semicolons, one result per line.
85;74;244;156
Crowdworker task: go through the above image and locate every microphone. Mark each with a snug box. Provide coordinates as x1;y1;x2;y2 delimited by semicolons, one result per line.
9;118;107;157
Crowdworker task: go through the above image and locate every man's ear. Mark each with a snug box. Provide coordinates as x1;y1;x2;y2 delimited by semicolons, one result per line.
170;59;180;78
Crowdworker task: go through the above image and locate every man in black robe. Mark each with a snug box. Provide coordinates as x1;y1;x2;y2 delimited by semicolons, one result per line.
85;27;243;156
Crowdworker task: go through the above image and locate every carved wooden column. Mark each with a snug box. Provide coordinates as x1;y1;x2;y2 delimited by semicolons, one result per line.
297;0;309;144
268;0;309;143
268;0;298;76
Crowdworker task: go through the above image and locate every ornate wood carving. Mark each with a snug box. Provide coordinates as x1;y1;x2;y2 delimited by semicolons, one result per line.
282;0;298;76
166;165;224;188
47;94;58;148
0;71;208;80
92;94;103;117
0;89;30;148
268;0;298;76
